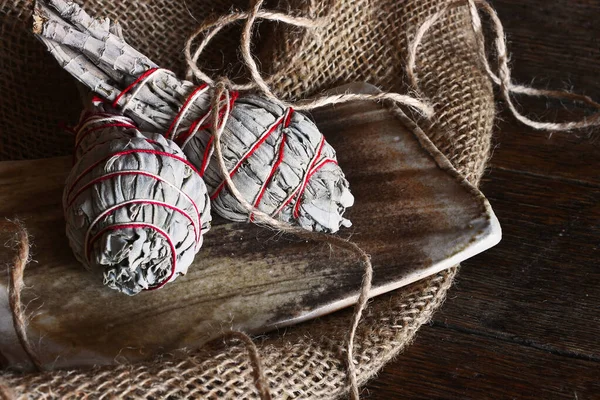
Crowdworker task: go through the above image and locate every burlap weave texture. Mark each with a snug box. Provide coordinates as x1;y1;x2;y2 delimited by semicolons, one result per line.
0;0;494;398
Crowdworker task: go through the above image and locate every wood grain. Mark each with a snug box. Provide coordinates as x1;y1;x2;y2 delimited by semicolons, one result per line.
0;90;500;370
365;325;600;400
365;1;600;398
439;169;600;355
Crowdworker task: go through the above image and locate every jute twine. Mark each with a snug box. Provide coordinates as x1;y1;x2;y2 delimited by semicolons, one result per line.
0;220;42;372
2;0;600;398
179;1;433;396
405;0;600;131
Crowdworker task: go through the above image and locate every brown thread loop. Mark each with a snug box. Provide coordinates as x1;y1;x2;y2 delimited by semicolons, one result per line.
219;331;272;400
182;0;434;398
208;80;374;399
1;219;42;372
406;0;600;131
184;0;434;118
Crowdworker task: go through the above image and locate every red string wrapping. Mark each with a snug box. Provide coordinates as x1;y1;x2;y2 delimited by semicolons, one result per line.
63;110;212;295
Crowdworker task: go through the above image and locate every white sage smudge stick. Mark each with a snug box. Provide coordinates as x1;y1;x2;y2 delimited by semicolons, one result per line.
64;103;211;295
34;0;353;233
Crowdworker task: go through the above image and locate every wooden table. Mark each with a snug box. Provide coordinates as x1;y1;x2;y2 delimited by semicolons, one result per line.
365;1;600;398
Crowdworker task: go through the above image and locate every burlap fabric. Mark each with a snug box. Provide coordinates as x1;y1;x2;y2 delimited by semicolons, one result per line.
0;0;494;398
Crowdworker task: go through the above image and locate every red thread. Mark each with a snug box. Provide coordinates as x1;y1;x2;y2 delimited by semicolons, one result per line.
271;137;325;218
91;95;106;105
74;113;119;129
76;119;137;137
293;138;325;218
65;111;118;135
175;91;239;147
87;223;176;290
76;134;159;162
308;158;338;175
293;137;325;219
112;68;159;108
222;91;239;123
66;149;201;203
89;199;200;248
75;122;138;150
73;112;94;130
165;83;209;140
78;136;161;162
283;107;294;128
199;135;214;177
275;188;298;215
66;170;202;245
211;114;285;200
291;157;338;219
66;170;201;219
250;134;287;221
70;114;139;164
175;117;206;148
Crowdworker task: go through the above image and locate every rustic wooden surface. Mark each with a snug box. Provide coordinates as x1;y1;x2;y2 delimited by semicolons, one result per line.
364;1;600;398
0;90;500;370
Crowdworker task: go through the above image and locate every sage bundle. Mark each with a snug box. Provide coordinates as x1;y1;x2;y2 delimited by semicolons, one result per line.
64;105;211;295
34;0;353;233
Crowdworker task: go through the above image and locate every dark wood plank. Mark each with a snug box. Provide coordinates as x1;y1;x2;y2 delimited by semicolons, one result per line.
489;114;600;186
365;0;600;397
488;0;600;95
364;325;600;400
365;166;599;399
0;97;500;370
438;169;600;357
484;0;600;185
